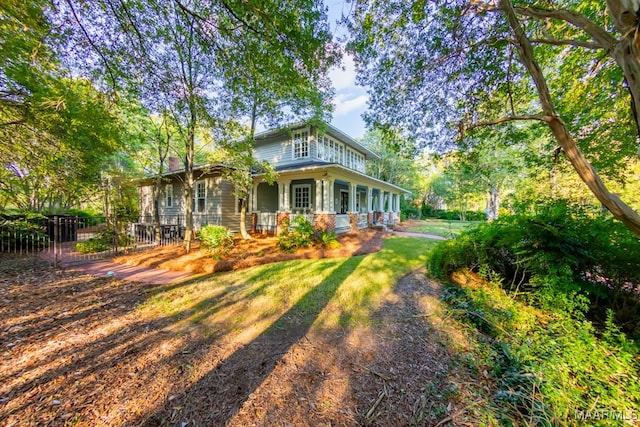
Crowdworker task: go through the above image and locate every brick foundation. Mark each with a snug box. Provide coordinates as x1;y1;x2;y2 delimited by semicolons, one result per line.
367;212;374;227
276;212;290;235
251;212;257;233
349;213;358;232
313;213;336;233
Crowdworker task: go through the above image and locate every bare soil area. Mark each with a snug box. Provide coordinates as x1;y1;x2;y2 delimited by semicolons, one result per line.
1;237;486;426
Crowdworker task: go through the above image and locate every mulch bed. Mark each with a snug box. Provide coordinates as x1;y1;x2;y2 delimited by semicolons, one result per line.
113;229;387;274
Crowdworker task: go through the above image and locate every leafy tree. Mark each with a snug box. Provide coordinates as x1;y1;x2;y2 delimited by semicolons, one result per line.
347;0;640;237
360;129;420;194
59;0;338;250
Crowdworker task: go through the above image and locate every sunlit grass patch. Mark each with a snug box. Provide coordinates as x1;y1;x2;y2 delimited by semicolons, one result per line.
407;219;480;238
139;236;437;340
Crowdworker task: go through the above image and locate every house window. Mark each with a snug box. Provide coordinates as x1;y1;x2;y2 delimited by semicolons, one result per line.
166;184;173;207
293;130;309;159
293;184;311;210
194;181;206;213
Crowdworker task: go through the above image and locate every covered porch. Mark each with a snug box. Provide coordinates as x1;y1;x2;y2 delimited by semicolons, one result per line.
250;165;406;234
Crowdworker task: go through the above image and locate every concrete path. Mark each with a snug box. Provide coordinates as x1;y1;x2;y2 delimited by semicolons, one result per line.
64;260;194;285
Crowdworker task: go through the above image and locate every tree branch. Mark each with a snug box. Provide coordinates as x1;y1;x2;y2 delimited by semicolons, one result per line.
64;0;118;89
530;38;602;50
513;6;617;51
462;115;553;135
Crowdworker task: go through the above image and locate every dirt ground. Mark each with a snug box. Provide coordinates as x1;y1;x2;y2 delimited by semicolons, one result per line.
1;232;487;426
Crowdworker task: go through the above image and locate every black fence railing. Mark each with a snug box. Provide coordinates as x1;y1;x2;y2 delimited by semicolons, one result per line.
0;214;222;265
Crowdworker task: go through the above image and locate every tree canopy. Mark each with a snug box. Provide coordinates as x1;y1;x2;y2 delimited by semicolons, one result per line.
347;0;640;236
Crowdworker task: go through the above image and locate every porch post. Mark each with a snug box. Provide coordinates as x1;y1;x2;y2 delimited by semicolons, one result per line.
348;183;357;212
378;190;384;211
367;187;372;212
252;183;259;212
324;178;335;212
315;179;323;213
283;180;291;212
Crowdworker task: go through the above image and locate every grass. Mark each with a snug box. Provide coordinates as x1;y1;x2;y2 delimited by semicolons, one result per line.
407;219;480;238
140;236;437;341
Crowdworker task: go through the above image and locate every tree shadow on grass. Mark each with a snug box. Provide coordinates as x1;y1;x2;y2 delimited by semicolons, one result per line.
137;256;364;426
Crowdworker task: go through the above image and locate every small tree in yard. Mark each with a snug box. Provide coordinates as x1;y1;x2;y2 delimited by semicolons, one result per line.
218;127;277;240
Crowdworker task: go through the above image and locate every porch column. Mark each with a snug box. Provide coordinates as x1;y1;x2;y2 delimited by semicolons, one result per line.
378;190;384;211
283;180;291;212
252;183;259;212
315;179;323;213
349;183;357;212
367;187;372;212
323;178;334;212
329;179;335;212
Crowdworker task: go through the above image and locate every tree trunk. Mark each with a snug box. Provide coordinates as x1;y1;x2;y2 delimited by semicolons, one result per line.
239;197;251;239
486;186;500;221
606;0;640;139
153;181;161;245
501;0;640;237
183;127;195;253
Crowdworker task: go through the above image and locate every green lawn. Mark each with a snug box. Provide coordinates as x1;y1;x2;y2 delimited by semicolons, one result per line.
142;236;437;336
407;219;481;238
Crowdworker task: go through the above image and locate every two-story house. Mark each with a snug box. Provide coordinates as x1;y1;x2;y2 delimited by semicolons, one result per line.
138;121;408;235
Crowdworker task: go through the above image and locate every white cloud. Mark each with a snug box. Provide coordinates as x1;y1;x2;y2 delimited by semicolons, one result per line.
333;93;369;116
329;54;357;91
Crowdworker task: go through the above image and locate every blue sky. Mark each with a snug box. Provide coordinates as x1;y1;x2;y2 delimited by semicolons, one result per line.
325;0;369;140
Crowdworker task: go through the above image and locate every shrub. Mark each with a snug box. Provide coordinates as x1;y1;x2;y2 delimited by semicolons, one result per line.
277;216;315;252
428;201;640;332
73;227;133;254
75;238;109;254
440;278;640;425
198;225;234;258
400;198;420;220
64;208;103;227
318;230;341;249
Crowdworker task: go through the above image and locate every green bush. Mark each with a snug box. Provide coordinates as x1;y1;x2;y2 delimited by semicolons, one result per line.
73;227;133;254
198;225;234;258
277;216;315;252
64;208;103;226
400;198;420;220
318;230;341;249
75;238;109;254
429;201;640;332
440;279;640;425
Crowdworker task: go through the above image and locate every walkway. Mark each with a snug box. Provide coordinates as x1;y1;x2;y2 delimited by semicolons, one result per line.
65;260;194;285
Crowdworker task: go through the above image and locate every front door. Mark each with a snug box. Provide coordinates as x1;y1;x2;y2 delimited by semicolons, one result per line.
340;190;349;214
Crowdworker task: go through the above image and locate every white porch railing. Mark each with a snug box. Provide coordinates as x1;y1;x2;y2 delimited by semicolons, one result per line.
357;213;368;229
290;213;314;226
256;212;277;232
336;214;350;233
382;212;390;225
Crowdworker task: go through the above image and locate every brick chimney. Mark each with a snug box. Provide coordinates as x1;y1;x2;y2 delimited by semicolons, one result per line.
168;156;180;171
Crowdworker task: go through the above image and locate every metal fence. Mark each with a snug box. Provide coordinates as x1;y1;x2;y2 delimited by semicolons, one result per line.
0;214;212;266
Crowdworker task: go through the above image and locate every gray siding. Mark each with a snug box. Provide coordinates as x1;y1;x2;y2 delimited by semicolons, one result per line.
257;182;278;212
254;135;295;167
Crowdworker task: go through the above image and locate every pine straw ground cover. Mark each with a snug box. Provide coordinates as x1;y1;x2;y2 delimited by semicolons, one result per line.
1;237;493;426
